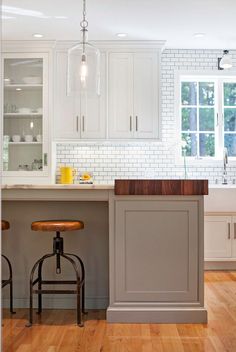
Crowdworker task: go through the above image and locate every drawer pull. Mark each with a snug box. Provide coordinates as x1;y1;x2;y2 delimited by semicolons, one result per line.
130;116;132;131
234;223;236;239
228;223;231;239
82;115;85;132
76;116;79;132
135;116;138;131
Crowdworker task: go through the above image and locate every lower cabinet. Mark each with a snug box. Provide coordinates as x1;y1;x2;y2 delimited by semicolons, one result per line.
204;215;236;260
108;195;206;323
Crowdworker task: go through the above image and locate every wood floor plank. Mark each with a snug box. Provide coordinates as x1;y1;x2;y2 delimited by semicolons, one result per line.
2;271;236;352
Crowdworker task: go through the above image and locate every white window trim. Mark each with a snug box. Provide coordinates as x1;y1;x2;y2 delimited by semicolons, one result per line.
174;70;236;166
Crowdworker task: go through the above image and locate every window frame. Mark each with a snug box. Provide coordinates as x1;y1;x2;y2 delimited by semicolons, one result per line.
175;70;236;164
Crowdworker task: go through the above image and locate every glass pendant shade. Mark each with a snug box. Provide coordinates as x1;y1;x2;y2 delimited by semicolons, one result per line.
67;37;101;97
220;50;233;69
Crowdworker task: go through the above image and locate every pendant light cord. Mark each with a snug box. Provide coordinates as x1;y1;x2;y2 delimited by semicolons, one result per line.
80;0;88;53
83;0;86;22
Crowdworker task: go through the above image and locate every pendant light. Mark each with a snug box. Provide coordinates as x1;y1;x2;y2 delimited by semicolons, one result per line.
67;0;100;97
218;50;233;70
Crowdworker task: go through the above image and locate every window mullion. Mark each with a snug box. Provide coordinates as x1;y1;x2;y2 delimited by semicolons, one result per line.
218;78;224;156
197;81;200;158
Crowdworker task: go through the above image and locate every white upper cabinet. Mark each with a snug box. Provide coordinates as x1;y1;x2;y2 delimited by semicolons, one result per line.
2;46;52;185
54;51;106;140
133;53;159;139
108;53;133;139
108;51;160;139
54;52;79;139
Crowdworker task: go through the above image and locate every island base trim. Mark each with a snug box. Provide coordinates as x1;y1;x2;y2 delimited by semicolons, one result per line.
107;307;208;323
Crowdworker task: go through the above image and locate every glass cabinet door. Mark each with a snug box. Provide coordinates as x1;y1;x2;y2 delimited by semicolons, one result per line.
3;55;47;172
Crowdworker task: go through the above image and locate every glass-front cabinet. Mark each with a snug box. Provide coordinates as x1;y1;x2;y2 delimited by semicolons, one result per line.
2;53;49;181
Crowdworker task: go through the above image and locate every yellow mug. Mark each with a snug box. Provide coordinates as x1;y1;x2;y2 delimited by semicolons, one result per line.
60;166;77;184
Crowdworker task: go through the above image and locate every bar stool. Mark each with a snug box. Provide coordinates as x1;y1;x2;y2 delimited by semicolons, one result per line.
27;220;86;327
2;220;15;314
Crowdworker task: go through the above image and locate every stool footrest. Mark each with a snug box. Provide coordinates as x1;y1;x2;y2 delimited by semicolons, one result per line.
2;279;11;288
33;289;77;294
40;280;77;285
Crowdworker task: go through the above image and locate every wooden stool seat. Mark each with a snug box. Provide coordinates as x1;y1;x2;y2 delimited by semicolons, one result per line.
2;220;10;231
31;220;84;232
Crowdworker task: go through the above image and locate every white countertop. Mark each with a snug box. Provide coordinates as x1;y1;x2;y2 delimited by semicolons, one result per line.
2;183;114;190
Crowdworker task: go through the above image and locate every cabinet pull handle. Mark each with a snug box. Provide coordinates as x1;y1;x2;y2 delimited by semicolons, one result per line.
76;116;79;132
234;223;236;239
82;115;85;132
130;116;132;131
135;116;138;131
228;223;231;239
43;153;48;167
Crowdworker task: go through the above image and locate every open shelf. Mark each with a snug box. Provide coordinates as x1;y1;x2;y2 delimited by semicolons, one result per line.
8;142;42;145
4;84;43;91
4;113;42;117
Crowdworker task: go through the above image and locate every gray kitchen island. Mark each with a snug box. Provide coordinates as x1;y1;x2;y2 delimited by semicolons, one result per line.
2;179;208;323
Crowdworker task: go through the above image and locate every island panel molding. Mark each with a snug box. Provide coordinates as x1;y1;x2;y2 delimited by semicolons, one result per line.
115;179;208;196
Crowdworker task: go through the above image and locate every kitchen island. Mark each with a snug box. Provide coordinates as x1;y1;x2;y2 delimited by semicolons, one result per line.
2;180;208;323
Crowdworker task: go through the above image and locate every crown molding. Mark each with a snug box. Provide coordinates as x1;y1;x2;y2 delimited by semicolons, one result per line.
2;40;57;52
2;39;166;53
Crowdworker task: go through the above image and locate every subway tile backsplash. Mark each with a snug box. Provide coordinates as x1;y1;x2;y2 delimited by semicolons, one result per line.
56;48;236;184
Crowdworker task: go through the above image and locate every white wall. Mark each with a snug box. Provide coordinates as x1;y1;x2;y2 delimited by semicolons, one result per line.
56;49;236;184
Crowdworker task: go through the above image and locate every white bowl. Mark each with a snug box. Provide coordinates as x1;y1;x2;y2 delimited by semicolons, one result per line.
12;135;21;142
18;107;31;114
22;76;42;85
24;135;33;142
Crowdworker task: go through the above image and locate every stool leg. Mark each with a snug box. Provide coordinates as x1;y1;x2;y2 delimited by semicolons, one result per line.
62;254;83;327
26;253;55;327
2;254;16;314
65;253;87;315
37;260;43;314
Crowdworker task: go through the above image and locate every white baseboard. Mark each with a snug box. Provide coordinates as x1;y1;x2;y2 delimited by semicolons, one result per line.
107;307;208;324
2;295;109;310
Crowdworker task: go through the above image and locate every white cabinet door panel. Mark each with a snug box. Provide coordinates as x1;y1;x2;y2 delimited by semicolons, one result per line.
80;53;106;139
204;216;231;258
133;53;159;138
108;53;133;139
54;52;80;139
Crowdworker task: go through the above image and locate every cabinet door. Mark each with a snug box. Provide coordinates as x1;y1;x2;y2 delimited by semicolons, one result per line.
114;199;199;302
231;216;236;258
133;53;159;139
54;52;80;139
80;53;106;139
108;53;133;139
204;216;232;259
3;53;49;176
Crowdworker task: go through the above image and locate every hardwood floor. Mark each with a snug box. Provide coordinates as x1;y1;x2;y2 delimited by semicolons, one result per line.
2;271;236;352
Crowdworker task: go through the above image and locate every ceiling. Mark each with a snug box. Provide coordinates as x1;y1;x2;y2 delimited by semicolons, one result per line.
2;0;236;49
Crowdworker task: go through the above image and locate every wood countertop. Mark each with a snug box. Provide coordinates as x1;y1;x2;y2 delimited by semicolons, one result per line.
115;179;208;195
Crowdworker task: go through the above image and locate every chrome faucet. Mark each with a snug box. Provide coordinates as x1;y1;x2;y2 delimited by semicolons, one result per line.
222;147;228;184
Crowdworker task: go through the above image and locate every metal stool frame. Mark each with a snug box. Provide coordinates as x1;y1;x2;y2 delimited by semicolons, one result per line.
26;231;86;327
2;254;16;314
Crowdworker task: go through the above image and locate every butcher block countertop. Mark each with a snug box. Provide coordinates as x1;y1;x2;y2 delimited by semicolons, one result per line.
115;179;208;195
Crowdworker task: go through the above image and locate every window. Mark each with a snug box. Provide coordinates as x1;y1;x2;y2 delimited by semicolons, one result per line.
180;75;236;158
